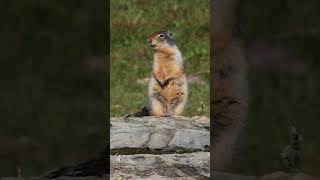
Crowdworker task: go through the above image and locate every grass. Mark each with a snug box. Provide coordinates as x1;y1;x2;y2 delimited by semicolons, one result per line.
110;0;210;117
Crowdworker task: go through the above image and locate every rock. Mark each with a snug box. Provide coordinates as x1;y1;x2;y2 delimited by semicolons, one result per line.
110;152;210;179
110;116;210;152
191;116;210;125
110;117;210;179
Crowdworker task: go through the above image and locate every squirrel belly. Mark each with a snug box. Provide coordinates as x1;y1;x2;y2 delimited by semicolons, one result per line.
148;71;187;117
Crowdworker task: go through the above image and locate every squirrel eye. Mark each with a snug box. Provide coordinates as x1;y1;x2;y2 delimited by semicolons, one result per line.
158;34;164;38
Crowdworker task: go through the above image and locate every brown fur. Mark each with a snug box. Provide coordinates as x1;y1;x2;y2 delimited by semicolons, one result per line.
211;0;248;171
148;31;188;117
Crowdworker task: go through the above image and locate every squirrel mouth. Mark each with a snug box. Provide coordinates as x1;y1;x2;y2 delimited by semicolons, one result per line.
149;44;157;49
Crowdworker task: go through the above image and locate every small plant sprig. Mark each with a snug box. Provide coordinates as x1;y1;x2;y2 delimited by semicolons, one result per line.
280;125;303;173
197;100;205;116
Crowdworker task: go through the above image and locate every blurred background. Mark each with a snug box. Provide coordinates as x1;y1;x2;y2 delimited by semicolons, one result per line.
1;0;319;178
235;0;320;177
110;0;210;117
0;1;106;177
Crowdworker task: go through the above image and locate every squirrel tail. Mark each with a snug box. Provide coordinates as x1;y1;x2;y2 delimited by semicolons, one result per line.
125;106;150;118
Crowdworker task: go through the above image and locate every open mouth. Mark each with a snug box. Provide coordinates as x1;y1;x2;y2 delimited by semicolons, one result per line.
149;44;157;48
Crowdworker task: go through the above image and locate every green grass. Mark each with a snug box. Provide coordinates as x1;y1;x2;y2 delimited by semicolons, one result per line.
110;0;210;117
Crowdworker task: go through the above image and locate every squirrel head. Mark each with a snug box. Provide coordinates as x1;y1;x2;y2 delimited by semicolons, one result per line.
147;31;177;52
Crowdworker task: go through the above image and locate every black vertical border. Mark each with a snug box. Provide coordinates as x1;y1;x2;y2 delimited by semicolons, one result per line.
105;0;110;176
210;0;214;176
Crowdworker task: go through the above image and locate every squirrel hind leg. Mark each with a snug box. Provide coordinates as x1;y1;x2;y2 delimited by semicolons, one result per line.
150;99;167;117
172;102;185;116
170;95;186;116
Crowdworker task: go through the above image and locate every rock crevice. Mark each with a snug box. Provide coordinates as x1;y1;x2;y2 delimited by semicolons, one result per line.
110;116;211;179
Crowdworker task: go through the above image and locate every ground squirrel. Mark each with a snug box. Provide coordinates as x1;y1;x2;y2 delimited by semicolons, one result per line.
211;0;248;171
128;31;188;117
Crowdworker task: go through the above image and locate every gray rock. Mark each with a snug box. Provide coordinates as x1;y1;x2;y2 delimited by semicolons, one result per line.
110;116;210;151
169;129;209;150
110;152;210;179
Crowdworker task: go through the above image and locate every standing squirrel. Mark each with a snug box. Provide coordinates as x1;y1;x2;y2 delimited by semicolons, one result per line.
128;31;188;117
211;0;248;172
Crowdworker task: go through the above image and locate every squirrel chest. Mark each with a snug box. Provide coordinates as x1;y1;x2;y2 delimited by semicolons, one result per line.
151;53;185;102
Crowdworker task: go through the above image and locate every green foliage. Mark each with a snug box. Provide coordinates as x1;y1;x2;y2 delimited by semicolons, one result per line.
110;0;210;117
